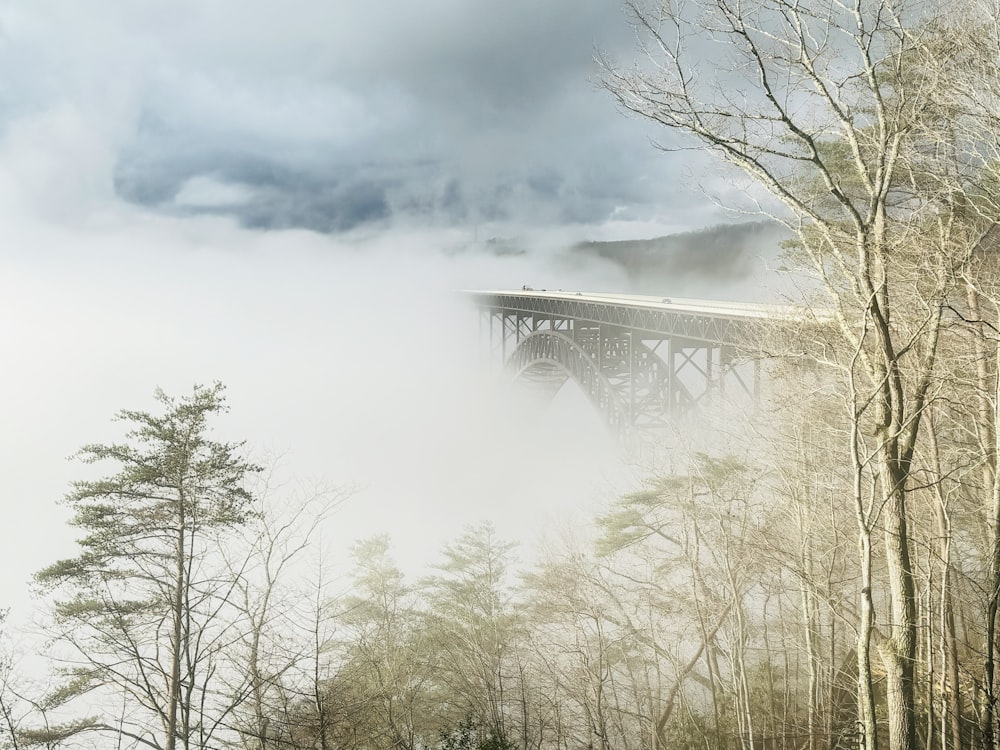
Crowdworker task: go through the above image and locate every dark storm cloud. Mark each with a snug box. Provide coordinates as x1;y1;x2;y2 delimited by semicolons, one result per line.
115;153;394;232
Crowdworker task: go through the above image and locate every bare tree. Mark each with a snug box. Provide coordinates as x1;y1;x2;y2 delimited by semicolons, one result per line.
421;524;521;749
601;3;1000;749
333;536;427;750
0;610;20;750
591;453;775;750
228;477;350;750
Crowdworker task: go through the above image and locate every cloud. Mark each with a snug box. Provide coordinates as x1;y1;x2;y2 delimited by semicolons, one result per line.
0;0;725;234
173;176;255;208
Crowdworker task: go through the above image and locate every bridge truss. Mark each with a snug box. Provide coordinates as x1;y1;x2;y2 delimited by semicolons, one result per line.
470;290;776;437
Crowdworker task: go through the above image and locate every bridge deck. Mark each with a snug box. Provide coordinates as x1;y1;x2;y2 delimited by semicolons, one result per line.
468;290;804;345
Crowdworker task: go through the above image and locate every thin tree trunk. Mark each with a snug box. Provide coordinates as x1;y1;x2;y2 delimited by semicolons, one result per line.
654;601;733;746
803;573;820;750
968;285;1000;750
925;568;935;750
853;399;879;750
166;495;187;750
927;412;962;750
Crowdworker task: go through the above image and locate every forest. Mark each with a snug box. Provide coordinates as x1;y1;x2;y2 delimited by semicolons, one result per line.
0;382;919;750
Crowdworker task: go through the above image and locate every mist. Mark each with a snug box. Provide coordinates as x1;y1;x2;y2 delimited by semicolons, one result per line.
0;1;794;624
0;209;788;618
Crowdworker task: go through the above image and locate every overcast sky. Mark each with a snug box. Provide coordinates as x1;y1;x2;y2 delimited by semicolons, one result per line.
0;0;739;235
0;0;778;619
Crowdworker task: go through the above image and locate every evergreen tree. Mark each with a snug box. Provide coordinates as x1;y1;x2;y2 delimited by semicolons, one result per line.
34;383;260;750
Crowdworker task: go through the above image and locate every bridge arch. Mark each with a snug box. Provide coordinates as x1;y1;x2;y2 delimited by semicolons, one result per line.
506;330;632;434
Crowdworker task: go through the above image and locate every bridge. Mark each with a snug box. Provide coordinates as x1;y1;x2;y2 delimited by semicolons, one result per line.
470;289;802;438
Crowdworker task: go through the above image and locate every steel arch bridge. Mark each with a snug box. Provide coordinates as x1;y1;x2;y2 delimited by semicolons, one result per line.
471;290;799;438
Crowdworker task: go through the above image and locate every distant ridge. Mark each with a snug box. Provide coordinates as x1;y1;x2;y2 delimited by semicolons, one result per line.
568;221;787;292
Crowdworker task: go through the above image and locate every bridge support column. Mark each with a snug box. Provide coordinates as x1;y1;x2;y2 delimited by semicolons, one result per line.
665;337;675;418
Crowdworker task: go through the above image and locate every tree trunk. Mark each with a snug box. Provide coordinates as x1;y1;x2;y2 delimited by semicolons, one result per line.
166;500;187;750
858;522;879;750
927;412;963;750
967;285;1000;750
881;475;918;750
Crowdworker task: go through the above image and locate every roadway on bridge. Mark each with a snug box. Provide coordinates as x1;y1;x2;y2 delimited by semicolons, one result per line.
475;288;803;318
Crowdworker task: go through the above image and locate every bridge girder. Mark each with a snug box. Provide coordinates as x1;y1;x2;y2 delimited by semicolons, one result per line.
472;291;763;438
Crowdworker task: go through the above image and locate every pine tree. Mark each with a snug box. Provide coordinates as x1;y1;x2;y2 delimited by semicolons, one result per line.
35;383;260;750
